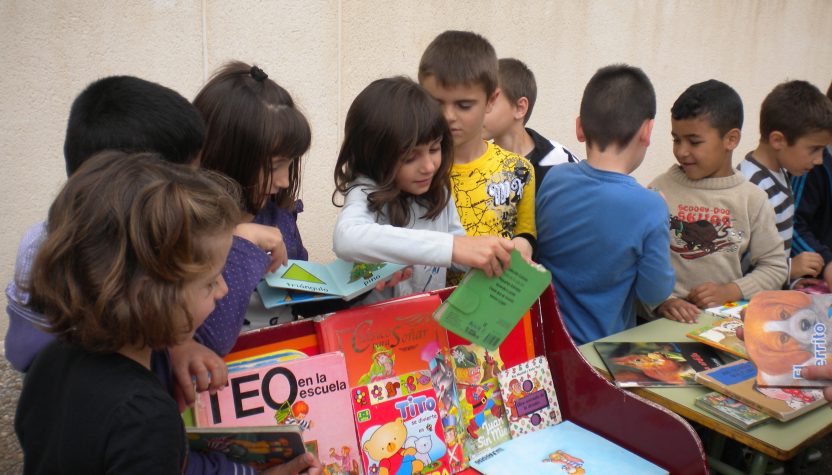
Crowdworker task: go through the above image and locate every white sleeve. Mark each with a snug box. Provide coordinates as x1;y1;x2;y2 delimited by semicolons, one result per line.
333;185;455;267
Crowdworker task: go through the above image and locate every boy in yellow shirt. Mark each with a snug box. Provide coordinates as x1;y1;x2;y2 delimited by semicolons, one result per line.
418;31;535;277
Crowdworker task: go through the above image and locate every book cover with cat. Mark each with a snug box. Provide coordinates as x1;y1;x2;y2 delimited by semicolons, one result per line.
351;370;451;475
741;291;832;387
594;341;724;387
448;344;510;462
316;294;448;388
194;351;362;474
695;359;827;422
497;355;562;438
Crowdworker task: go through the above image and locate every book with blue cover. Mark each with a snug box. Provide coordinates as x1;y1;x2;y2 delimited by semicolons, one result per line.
263;259;406;301
469;420;668;474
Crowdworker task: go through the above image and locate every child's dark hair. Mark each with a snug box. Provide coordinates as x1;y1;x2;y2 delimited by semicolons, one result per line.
498;58;537;124
194;61;311;214
579;64;656;152
759;80;832;144
63;76;205;175
28;152;241;353
333;76;453;227
418;30;498;98
671;79;743;136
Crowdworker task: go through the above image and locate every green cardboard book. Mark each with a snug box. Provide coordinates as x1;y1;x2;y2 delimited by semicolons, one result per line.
263;258;406;301
433;250;551;350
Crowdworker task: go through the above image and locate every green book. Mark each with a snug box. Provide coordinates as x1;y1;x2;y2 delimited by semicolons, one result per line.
433;250;551;350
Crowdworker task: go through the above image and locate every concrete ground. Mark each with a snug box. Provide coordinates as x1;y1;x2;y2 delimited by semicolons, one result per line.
0;346;829;473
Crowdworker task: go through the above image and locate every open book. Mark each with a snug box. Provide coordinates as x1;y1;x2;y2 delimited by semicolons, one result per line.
263;259;406;300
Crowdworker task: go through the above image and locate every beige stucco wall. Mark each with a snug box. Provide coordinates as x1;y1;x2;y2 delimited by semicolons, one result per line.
1;1;831;340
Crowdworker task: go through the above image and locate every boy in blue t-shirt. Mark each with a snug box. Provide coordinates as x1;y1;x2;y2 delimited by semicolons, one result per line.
535;65;674;345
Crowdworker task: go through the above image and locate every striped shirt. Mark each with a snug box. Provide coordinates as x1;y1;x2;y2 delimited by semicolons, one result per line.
738;154;793;253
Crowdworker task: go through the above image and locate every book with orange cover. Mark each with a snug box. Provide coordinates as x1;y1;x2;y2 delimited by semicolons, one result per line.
224;318;320;364
315;293;449;387
686;319;748;359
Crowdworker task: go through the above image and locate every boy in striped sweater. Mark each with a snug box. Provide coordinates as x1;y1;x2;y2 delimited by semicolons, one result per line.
737;80;832;286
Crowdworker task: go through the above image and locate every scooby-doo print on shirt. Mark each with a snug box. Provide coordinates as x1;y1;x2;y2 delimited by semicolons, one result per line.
450;144;536;239
669;203;745;260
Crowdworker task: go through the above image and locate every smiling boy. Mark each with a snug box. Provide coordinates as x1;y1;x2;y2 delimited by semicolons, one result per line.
649;80;787;323
737;80;832;285
418;31;536;275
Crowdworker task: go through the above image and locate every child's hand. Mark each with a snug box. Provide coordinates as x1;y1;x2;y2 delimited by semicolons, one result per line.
262;453;323;475
234;222;289;272
687;282;741;309
452;235;514;277
800;366;832;402
169;338;228;411
510;236;534;263
375;267;413;291
657;298;700;323
791;251;824;279
824;262;832;291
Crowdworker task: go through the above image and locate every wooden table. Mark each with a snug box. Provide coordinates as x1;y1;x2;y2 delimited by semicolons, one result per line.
578;314;832;475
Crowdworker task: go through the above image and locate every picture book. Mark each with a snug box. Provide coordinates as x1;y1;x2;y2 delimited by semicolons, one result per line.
693;392;770;430
194;351;362;473
425;347;466;473
797;281;830;295
694;359;827;422
686;319;748;359
263;258;406;300
257;280;339;308
186;425;305;471
469;421;669;475
497;355;562;438
448;343;511;461
315;293;448;388
742;291;832;387
351;370;451;475
594;341;724;387
225;318;320;363
433;250;551;350
446;309;540;369
704;300;748;319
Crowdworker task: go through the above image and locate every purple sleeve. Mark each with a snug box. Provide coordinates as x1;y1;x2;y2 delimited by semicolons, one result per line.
194;236;270;356
185;452;256;475
4;301;55;372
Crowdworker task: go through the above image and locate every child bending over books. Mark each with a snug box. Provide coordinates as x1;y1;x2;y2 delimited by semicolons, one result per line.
15;152;321;475
649;80;788;323
332;76;514;302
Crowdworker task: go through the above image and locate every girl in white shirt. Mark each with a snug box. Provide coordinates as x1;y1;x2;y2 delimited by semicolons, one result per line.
332;76;514;302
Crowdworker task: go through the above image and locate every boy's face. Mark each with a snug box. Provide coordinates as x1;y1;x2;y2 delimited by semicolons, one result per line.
774;129;831;176
671;116;737;180
482;89;516;141
421;76;494;152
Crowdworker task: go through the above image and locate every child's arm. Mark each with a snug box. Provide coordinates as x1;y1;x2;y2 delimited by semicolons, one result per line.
687;282;742;309
791;163;832;265
730;198;789;299
168;338;228;410
790;251;825;280
333;184;457;268
656;298;701;324
193;233;272;356
512;160;537;260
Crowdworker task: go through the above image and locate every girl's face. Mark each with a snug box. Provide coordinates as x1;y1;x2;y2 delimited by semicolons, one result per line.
395;139;442;196
182;231;233;337
260;155;293;206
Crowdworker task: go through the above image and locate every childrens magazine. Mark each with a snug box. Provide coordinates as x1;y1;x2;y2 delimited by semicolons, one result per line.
705;300;748;319
448;344;511;461
741;291;832;387
263;258;405;300
316;294;447;387
695;359;827;422
469;421;668;475
186;425;305;471
433;250;551;350
194;351;362;473
594;342;724;387
351;370;451;475
693;392;770;430
497;355;562;438
686;319;748;359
